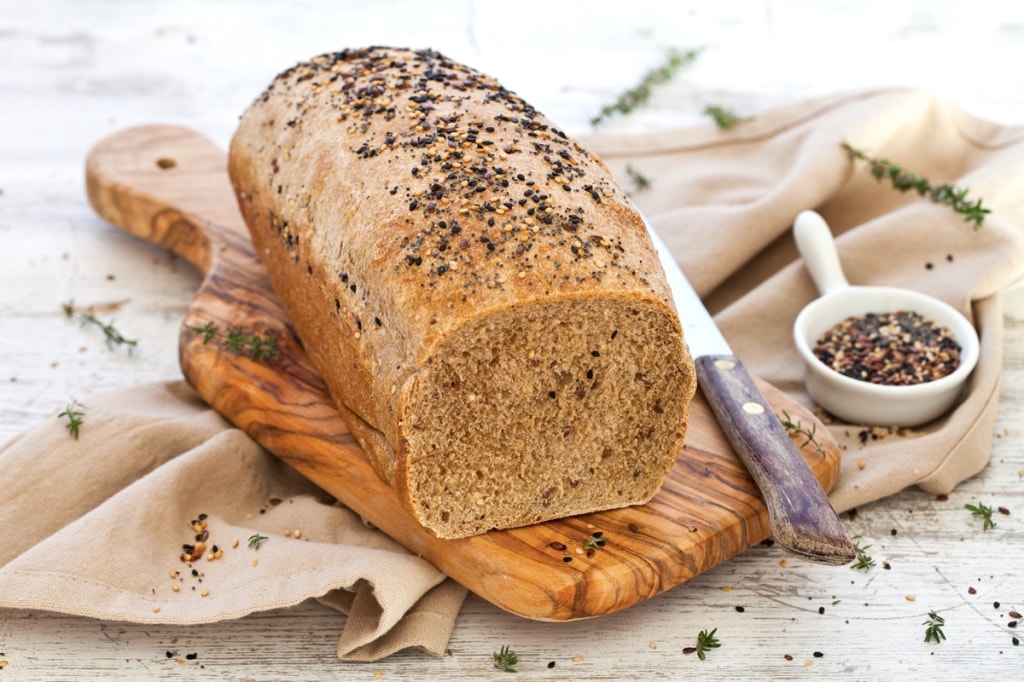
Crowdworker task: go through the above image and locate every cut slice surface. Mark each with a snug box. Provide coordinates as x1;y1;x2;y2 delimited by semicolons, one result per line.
400;295;694;538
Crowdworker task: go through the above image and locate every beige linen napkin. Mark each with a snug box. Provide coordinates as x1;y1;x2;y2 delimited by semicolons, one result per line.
0;381;466;662
2;88;1023;660
586;87;1024;511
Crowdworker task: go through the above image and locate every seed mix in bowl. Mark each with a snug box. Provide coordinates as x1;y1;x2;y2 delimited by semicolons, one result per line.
812;310;962;386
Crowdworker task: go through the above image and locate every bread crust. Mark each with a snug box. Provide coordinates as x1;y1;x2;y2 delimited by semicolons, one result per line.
228;47;696;537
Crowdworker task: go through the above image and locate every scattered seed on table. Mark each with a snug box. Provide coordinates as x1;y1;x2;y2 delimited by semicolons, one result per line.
812;311;961;385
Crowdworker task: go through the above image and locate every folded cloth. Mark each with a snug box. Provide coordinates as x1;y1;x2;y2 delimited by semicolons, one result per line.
2;88;1023;661
0;381;466;662
585;87;1024;511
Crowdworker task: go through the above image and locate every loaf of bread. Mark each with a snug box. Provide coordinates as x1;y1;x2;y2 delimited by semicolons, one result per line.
228;47;696;538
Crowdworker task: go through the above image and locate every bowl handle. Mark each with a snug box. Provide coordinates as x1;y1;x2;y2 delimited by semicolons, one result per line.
794;210;850;296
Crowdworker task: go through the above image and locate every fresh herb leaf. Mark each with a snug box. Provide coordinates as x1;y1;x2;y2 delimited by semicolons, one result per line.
58;399;86;440
189;321;219;344
62;299;138;352
591;48;702;126
965;502;997;530
923;610;946;643
694;628;721;660
843;142;990;228
223;327;249;355
777;411;827;457
222;326;280;362
582;536;607;550
247;534;268;550
492;644;518;672
625;164;652;193
248;334;281;362
850;535;876;570
704;104;752;130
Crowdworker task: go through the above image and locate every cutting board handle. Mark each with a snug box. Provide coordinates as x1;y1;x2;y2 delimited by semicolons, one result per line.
85;124;244;274
84;124;339;444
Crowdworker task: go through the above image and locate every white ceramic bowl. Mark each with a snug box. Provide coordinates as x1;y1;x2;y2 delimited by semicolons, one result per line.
792;211;980;427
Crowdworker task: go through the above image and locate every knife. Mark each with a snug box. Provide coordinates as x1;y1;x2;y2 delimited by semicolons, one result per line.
646;222;856;566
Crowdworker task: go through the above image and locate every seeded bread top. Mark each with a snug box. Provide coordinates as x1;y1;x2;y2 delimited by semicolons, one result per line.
236;47;673;340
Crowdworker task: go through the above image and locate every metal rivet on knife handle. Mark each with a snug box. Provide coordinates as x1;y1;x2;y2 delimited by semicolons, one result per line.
742;402;765;415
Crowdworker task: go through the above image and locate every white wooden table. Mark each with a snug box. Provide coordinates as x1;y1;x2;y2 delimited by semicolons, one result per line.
2;1;1023;679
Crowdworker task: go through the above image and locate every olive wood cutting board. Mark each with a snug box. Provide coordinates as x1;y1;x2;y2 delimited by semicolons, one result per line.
85;125;842;622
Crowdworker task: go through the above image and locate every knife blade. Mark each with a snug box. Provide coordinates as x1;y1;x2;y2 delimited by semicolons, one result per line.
647;222;855;566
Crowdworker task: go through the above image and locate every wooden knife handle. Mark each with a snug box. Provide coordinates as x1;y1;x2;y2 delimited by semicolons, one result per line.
694;355;856;566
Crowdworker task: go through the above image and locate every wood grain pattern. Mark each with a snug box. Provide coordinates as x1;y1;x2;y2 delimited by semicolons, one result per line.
84;124;844;622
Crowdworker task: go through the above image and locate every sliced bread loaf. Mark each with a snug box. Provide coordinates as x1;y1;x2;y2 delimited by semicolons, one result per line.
228;46;696;538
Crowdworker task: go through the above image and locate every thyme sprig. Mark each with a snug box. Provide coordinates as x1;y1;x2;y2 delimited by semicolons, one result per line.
225;327;280;361
247;534;268;550
188;321;280;362
704;104;752;130
923;610;946;643
58;399;86;440
625;164;652;193
591;48;702;126
850;535;876;570
777;411;827;458
190;320;218;344
690;628;721;660
842;142;990;228
964;501;997;530
62;300;138;353
492;644;518;673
